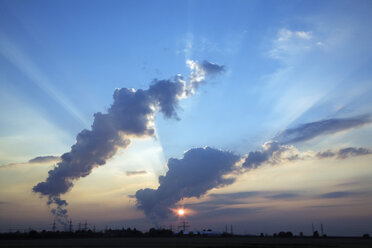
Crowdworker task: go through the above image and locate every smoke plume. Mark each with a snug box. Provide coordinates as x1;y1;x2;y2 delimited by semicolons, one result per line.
33;60;224;228
135;147;240;222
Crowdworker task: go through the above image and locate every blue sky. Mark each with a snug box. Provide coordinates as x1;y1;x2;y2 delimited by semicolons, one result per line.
1;0;372;236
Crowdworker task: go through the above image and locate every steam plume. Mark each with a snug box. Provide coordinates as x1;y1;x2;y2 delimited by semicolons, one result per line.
32;60;224;228
135;147;240;222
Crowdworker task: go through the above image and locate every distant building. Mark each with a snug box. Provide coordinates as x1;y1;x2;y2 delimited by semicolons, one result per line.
201;229;222;236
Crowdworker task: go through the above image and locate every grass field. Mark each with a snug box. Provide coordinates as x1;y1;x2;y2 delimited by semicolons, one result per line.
0;237;371;248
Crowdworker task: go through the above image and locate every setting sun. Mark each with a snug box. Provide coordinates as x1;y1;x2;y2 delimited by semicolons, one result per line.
177;209;185;216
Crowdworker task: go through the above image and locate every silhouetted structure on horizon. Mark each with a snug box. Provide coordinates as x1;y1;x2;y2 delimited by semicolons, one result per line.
178;220;189;233
0;226;369;240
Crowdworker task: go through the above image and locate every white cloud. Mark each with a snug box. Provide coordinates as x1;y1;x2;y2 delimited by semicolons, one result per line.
277;29;312;42
270;28;319;61
316;41;325;47
295;31;312;40
277;29;293;41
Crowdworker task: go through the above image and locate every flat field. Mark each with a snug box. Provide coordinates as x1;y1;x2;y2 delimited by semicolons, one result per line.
0;237;371;248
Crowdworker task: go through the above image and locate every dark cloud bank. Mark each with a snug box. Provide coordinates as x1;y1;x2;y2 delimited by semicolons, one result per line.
33;60;224;228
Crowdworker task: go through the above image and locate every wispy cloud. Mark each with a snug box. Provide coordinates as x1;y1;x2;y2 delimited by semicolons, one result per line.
0;155;60;168
126;170;147;176
190;206;264;220
317;147;372;159
265;193;300;200
306;204;353;209
29;155;60;164
269;28;320;60
318;191;355;199
275;115;372;144
277;29;312;41
181;33;194;61
208;191;261;200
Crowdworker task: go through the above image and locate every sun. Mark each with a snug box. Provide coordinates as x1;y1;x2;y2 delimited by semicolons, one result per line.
177;209;185;216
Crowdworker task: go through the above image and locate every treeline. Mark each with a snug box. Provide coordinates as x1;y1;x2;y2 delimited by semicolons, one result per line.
0;228;195;239
0;228;370;240
0;228;142;239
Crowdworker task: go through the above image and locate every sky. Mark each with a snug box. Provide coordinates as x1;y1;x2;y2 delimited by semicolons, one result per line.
0;0;372;236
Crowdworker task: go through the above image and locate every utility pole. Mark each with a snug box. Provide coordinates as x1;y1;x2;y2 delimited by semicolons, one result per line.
312;223;314;234
225;224;228;233
320;223;324;236
78;222;81;231
230;225;233;235
52;220;56;232
69;220;73;232
84;220;88;231
178;220;189;232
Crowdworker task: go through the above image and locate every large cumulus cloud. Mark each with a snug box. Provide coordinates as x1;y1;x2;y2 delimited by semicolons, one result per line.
135;147;240;222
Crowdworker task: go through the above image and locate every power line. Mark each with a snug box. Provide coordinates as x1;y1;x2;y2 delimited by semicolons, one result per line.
178;220;189;232
52;220;56;232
